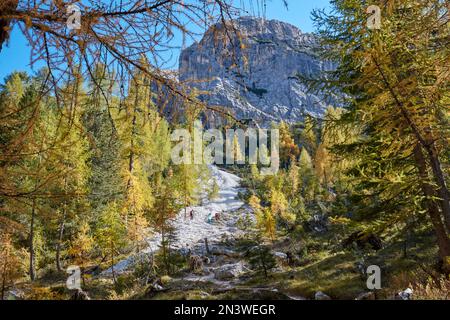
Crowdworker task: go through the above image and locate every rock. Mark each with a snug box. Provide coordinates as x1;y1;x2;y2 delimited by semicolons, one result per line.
210;246;240;258
286;251;301;266
273;252;288;260
179;246;191;257
212;287;292;300
146;277;166;289
153;283;164;291
396;288;413;300
354;261;366;276
202;256;211;265
287;294;308;301
315;291;331;300
70;289;90;300
343;231;383;251
5;289;25;300
179;17;334;126
305;214;329;233
214;262;245;280
145;280;167;297
355;292;376;300
272;252;289;268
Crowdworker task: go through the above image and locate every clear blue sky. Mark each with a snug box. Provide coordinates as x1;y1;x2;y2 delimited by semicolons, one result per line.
0;0;331;81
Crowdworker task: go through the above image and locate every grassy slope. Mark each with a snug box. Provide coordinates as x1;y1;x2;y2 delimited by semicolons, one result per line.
240;228;439;300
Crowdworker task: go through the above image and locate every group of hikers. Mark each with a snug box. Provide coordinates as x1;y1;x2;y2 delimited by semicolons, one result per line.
207;211;222;224
186;209;222;224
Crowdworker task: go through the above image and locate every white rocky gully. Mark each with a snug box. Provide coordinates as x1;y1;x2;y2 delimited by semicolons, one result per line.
170;120;280;176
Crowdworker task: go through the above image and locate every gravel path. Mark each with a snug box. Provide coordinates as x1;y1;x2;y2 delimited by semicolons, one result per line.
103;166;249;274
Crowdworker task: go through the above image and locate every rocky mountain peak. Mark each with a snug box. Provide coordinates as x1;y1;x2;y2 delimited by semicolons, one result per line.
179;16;333;125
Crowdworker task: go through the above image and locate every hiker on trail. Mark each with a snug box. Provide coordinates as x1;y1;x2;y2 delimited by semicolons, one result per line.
190;210;194;220
215;212;221;221
207;212;214;224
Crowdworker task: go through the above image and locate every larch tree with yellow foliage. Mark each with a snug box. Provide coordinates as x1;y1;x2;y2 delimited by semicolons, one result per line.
312;0;450;271
0;233;27;300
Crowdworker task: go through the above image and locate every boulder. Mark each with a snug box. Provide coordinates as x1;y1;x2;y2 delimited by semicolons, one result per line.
272;266;284;273
286;250;302;266
342;231;383;251
355;292;376;300
272;251;288;268
396;288;413;300
273;252;288;260
305;215;329;233
214;262;245;280
70;289;90;300
212;287;292;300
152;283;164;291
315;291;331;300
5;289;25;300
145;280;167;297
210;246;240;258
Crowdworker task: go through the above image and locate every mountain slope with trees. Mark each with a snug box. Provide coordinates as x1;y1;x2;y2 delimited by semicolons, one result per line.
0;0;448;300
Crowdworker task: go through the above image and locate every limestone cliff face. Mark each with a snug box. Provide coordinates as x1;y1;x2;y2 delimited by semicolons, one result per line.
179;17;333;125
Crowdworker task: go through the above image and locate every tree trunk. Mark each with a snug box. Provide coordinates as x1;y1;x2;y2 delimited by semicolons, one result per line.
184;169;188;219
111;240;116;283
371;56;450;231
124;104;137;227
29;198;36;281
425;142;450;232
161;227;169;274
262;257;268;278
56;180;67;272
134;216;140;253
204;238;210;255
1;249;8;300
55;207;66;272
414;145;450;272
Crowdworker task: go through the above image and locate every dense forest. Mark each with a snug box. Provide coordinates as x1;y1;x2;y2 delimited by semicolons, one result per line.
0;0;449;300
